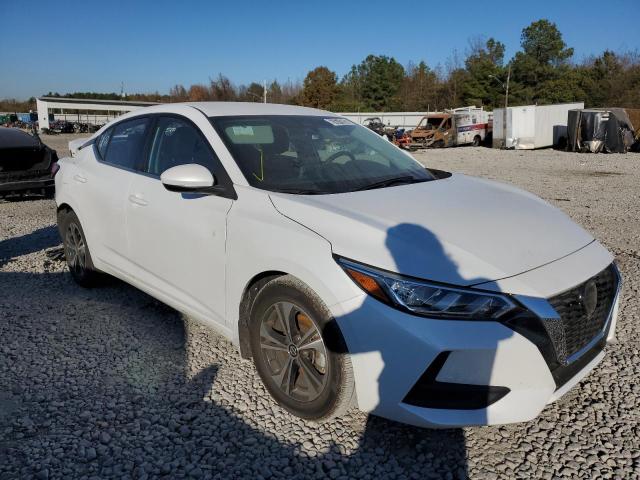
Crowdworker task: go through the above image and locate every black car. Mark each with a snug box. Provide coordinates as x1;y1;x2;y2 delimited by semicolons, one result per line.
0;127;57;198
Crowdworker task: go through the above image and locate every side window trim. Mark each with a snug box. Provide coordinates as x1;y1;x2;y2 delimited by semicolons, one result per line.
137;116;158;173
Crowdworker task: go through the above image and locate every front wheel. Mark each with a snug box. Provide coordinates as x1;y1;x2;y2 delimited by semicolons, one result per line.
249;275;354;421
472;135;481;147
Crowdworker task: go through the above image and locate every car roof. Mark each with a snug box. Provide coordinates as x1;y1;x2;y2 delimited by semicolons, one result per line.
0;127;41;149
142;101;335;118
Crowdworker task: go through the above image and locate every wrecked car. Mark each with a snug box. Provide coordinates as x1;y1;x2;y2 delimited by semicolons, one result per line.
567;108;639;153
363;117;387;137
0;127;58;198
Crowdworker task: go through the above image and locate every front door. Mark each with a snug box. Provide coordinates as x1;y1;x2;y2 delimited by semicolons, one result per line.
125;115;234;326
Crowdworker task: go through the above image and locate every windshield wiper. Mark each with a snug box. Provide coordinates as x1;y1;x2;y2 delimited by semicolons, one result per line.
354;176;425;192
272;187;330;195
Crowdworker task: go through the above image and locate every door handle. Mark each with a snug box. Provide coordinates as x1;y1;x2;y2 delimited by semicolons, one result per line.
73;174;87;183
128;194;148;207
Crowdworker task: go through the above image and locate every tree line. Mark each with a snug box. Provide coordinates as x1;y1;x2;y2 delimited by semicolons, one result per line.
2;19;639;114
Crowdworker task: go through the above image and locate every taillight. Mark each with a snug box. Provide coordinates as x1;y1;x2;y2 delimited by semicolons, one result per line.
51;162;60;177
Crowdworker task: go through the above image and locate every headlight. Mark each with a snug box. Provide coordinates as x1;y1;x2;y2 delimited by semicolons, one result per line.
338;258;517;320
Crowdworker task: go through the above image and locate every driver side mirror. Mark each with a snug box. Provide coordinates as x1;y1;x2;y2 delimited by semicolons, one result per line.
160;164;217;194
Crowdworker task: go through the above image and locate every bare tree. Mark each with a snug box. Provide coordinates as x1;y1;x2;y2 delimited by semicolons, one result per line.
209;74;237;101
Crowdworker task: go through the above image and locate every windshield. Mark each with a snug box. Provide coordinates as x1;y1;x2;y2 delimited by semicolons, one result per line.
417;117;445;130
210;115;433;194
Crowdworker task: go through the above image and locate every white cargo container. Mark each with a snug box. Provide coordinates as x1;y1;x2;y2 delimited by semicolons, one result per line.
493;102;584;149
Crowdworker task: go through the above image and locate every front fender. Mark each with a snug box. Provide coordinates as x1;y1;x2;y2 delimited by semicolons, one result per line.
225;186;362;345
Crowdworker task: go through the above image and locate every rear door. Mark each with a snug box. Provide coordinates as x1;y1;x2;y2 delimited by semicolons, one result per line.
125;114;235;326
74;116;151;271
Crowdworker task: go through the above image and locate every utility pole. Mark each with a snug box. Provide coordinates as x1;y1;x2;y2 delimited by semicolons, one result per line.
503;64;511;149
263;80;267;104
489;63;511;148
120;81;124;99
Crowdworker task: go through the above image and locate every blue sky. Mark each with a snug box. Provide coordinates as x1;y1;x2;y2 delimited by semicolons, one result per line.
1;0;638;99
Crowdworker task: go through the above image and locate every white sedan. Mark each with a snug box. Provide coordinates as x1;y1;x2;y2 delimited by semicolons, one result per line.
54;102;621;427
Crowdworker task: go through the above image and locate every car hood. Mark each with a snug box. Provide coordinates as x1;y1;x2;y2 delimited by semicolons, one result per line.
269;173;594;287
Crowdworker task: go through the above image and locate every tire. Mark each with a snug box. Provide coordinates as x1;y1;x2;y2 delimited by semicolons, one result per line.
58;209;102;287
473;135;481;147
249;275;355;421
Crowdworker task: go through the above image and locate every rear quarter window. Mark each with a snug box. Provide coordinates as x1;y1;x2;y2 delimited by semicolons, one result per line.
96;129;112;159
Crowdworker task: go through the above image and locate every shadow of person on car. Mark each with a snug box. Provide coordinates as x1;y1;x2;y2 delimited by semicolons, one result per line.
1;223;513;479
323;222;515;478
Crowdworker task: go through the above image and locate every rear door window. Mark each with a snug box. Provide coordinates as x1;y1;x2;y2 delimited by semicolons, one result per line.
103;117;150;170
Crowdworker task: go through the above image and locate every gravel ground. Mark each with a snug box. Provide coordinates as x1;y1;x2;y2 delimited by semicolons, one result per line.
1;138;639;479
37;133;80;158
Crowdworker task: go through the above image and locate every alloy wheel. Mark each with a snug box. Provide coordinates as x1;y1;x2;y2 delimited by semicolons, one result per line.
65;222;86;275
259;301;328;402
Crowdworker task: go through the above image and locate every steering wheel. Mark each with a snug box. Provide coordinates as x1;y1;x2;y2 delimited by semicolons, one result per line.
323;150;356;164
316;150;357;184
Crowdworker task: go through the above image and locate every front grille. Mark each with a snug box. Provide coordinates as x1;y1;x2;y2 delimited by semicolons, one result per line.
548;264;618;360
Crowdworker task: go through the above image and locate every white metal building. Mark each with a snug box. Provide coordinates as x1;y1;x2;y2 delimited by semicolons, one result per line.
493;103;584;149
35;97;159;132
337;112;437;130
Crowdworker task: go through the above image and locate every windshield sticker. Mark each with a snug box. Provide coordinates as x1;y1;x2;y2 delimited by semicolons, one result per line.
232;126;254;136
324;118;352;126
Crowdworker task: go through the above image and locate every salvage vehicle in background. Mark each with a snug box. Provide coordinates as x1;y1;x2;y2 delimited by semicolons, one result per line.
363;117;387;137
410;106;491;149
55;102;621;428
567;107;640;153
49;120;76;134
0;127;57;198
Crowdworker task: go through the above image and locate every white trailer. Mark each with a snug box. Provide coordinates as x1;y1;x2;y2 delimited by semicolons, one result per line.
493;102;584;149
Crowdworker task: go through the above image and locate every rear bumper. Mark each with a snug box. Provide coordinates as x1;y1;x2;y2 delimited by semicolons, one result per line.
0;177;54;194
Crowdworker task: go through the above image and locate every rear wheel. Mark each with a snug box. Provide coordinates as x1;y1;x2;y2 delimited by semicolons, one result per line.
59;210;102;287
249;275;354;421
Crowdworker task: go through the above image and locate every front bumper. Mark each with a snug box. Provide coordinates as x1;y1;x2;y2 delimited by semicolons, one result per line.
331;266;621;428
